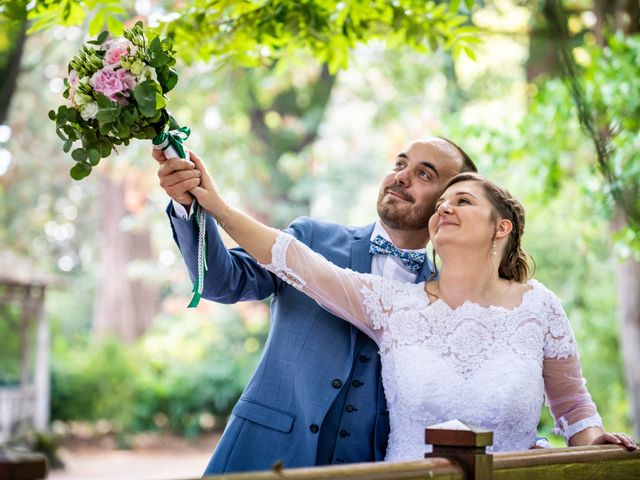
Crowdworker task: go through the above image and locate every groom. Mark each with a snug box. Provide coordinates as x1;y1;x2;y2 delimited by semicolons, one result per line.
153;137;476;474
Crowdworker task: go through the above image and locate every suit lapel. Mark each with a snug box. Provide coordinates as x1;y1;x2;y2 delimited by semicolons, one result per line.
415;252;435;284
350;227;374;274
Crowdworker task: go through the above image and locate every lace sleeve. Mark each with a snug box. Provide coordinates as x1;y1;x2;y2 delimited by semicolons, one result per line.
260;232;390;342
542;286;577;359
540;284;602;442
543;355;603;442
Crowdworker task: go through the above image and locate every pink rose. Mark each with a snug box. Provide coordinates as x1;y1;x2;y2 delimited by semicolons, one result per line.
67;70;79;105
103;38;137;65
90;68;137;103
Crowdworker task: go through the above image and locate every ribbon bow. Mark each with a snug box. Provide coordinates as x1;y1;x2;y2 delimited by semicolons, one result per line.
369;235;426;273
152;126;191;159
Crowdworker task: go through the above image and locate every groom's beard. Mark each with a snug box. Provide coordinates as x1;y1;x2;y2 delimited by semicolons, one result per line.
377;186;433;231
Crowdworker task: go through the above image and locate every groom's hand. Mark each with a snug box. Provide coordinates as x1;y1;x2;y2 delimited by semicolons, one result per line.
153;149;201;208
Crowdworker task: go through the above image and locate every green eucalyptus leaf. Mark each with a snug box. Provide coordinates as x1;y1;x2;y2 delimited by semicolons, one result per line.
71;148;88;162
56;107;68;123
88;149;101;166
149;36;161;52
56;128;68;141
95;94;120;125
137;127;158;139
98;138;112;157
81;129;97;148
164;69;178;92
97;30;109;44
70;163;92;180
133;80;162;117
66;108;81;124
150;51;170;68
168;115;180;131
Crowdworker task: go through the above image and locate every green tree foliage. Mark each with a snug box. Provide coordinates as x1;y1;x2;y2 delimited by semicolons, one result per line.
1;0;480;71
0;302;22;385
50;305;268;436
583;34;640;245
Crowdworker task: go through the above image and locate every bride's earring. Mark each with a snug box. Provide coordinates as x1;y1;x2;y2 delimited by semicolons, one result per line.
492;240;497;256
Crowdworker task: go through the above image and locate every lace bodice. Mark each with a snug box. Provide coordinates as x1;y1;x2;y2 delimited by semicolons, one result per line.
262;233;602;459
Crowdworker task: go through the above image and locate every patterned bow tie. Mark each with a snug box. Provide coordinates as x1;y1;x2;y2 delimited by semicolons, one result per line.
369;235;426;273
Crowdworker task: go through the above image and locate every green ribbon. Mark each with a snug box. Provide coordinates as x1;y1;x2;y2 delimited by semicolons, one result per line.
153;125;207;308
152;126;191;158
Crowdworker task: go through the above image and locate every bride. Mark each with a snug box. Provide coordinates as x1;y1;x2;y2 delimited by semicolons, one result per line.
181;150;636;458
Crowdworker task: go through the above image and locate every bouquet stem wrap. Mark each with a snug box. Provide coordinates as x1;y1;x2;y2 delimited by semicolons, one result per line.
153;127;207;308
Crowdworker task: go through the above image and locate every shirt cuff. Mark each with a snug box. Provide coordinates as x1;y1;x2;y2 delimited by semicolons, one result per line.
172;199;195;220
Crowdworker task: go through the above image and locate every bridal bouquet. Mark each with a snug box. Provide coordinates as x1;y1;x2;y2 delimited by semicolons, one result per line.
50;22;207;307
49;21;188;179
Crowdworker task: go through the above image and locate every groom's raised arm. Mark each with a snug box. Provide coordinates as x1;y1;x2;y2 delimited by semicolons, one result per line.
181;150;380;339
155;149;284;303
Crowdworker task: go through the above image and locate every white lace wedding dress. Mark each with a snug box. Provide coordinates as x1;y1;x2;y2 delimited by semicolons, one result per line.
263;233;603;460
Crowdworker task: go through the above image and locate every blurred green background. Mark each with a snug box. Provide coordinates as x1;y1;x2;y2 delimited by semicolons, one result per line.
0;0;639;450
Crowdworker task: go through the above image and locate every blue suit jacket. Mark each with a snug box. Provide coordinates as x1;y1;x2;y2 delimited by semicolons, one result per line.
168;209;432;474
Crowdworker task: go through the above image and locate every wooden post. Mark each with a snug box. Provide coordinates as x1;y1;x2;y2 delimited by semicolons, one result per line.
20;286;31;387
33;286;49;431
425;420;493;480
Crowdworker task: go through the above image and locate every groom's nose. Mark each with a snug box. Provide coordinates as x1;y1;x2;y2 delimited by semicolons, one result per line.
394;169;410;186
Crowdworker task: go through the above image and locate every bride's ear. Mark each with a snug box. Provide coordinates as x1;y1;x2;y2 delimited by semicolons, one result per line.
495;219;512;239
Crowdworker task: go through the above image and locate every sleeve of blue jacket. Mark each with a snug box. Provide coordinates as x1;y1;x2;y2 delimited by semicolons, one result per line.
166;202;311;304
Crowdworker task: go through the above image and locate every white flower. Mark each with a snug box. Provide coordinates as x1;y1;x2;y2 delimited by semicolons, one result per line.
139;65;158;83
75;92;93;106
80;102;99;120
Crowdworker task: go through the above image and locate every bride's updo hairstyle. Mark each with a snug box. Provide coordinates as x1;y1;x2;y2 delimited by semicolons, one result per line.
442;172;532;283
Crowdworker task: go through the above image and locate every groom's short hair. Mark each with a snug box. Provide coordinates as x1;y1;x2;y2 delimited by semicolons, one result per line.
436;136;478;174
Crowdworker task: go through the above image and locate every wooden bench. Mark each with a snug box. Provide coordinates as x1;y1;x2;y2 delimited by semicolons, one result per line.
198;422;640;480
0;447;47;480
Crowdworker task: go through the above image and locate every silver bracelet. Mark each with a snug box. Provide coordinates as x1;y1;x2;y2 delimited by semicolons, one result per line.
217;205;231;229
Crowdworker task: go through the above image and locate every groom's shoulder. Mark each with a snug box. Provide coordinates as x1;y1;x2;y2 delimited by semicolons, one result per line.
288;216;374;246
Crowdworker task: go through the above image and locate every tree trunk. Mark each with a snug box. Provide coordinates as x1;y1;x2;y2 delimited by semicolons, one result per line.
247;64;336;223
92;174;158;341
595;0;640;437
612;213;640;438
0;19;27;125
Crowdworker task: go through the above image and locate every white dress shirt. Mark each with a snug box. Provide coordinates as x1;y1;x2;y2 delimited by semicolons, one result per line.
369;220;424;283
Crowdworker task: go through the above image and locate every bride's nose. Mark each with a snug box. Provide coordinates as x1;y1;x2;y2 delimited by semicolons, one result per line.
437;201;453;215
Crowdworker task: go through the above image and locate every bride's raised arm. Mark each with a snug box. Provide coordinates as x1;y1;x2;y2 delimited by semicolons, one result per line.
186;150;386;341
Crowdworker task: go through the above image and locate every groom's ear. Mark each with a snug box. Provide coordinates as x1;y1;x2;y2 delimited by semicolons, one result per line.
495;219;512;239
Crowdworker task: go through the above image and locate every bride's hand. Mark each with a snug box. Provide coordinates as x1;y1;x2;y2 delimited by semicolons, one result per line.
589;432;637;451
187;150;229;219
